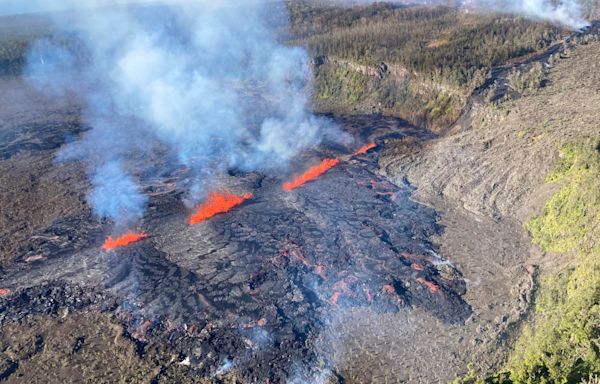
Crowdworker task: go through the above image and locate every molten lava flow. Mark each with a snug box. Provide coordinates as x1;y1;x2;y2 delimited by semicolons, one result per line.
330;291;342;305
382;284;405;306
411;263;425;271
25;255;46;263
189;192;253;225
102;231;148;250
363;286;373;302
382;284;396;295
132;320;152;341
416;277;440;293
315;264;327;279
330;279;356;305
283;158;340;191
354;143;376;155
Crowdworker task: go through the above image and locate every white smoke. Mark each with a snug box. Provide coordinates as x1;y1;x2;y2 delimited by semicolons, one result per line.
463;0;590;29
0;0;145;15
314;0;590;30
6;0;589;219
18;0;345;226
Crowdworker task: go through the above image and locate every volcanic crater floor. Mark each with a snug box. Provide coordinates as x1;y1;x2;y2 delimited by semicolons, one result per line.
0;78;531;383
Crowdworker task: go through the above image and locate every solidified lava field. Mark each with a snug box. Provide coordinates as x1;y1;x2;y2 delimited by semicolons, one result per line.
0;104;470;381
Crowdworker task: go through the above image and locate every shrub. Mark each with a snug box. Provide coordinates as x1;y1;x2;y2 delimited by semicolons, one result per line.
507;63;546;95
463;139;600;383
289;2;563;88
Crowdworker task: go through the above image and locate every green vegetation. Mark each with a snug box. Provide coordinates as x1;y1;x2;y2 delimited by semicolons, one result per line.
457;138;600;383
426;90;459;126
289;3;562;86
0;14;55;75
0;39;28;75
288;2;565;129
525;140;600;254
315;64;371;103
0;3;568;129
507;63;547;95
581;0;600;20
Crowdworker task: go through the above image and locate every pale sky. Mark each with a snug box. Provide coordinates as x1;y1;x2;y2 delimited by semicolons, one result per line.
0;0;161;16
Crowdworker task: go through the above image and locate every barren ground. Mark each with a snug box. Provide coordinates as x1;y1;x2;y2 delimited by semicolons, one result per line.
0;34;599;384
380;37;600;381
0;76;469;383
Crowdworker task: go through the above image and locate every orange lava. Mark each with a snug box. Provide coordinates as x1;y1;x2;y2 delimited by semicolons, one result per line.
331;280;355;305
331;291;342;305
132;320;152;341
416;277;440;293
102;231;148;250
188;192;253;225
382;284;405;306
363;286;373;302
25;255;46;263
333;280;350;292
283;158;340;191
186;324;198;336
400;251;431;263
411;263;425;271
382;284;396;295
354;143;376;155
315;264;327;279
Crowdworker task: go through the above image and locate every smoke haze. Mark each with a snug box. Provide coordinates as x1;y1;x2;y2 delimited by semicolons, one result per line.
321;0;589;29
464;0;590;29
20;0;345;226
1;0;586;225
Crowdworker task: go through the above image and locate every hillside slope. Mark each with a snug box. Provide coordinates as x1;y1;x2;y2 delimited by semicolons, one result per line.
382;37;600;221
382;35;600;382
289;2;567;130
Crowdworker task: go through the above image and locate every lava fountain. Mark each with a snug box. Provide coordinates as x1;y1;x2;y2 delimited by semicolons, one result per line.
354;143;377;155
188;192;253;225
102;231;148;250
283;158;340;191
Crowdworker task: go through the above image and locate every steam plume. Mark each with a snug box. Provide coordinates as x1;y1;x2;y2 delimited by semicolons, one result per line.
89;161;147;223
327;0;590;29
463;0;590;29
20;0;342;225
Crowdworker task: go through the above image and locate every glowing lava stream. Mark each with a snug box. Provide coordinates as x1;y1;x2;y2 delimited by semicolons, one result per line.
102;231;148;250
188;192;253;225
354;143;376;155
283;158;340;191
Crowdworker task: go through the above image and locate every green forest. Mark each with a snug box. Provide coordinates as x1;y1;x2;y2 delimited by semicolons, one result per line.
287;2;567;129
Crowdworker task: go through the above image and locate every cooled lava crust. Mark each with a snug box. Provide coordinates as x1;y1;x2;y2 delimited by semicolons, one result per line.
0;115;471;382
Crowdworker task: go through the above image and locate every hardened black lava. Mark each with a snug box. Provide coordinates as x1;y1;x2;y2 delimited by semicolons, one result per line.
0;115;471;382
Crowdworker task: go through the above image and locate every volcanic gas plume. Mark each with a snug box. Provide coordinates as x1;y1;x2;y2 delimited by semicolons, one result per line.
188;192;253;225
283;158;340;191
102;231;148;250
21;1;342;228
